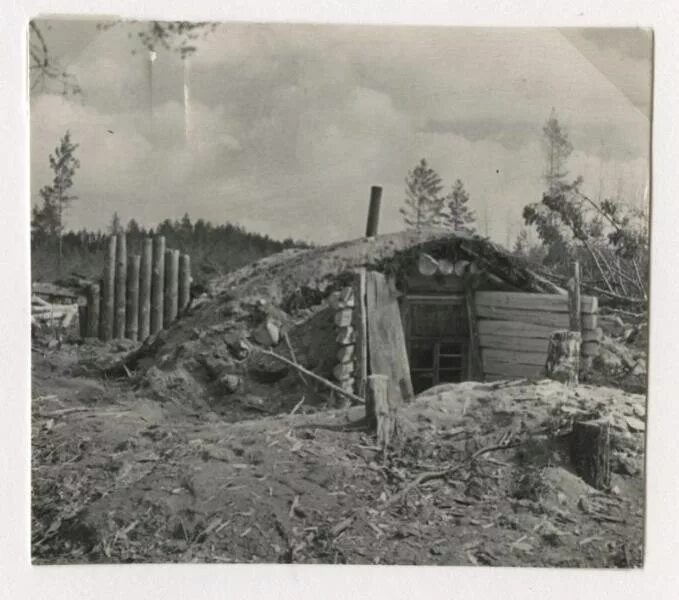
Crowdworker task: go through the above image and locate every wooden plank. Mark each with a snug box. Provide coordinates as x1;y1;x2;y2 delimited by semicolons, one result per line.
568;261;581;331
163;249;180;327
138;237;152;341
582;341;600;356
125;254;140;340
582;327;602;343
366;271;414;404
478;319;558;340
481;348;547;367
475;291;597;314
476;305;596;329
150;236;165;334
113;232;127;339
479;335;550;353
582;314;598;331
178;254;191;314
464;281;483;380
86;283;100;338
99;235;116;341
483;360;544;379
352;268;368;398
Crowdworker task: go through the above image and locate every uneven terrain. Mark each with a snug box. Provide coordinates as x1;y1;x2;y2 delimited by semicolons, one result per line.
32;345;644;567
31;231;647;567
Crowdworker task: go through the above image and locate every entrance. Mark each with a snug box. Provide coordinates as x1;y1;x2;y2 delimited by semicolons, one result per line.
402;295;469;394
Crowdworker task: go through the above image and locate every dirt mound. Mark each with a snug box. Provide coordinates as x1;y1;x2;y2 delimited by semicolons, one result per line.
32;369;645;566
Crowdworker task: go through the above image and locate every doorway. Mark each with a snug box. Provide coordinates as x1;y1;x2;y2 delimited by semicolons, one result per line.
402;295;469;394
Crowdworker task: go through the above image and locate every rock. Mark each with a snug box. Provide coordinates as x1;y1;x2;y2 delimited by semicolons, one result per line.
253;319;281;346
631;360;647;377
625;416;645;432
218;374;241;394
201;355;231;379
540;522;563;546
613;453;639;476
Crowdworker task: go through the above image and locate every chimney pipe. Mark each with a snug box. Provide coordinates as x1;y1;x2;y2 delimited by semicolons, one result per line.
365;186;383;237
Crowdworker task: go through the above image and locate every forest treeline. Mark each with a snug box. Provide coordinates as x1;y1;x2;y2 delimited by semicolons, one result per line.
31;214;308;285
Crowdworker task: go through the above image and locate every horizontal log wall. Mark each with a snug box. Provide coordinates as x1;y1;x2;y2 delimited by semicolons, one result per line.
475;291;600;380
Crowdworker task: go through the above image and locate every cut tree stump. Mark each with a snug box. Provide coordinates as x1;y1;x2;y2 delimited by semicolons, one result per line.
366;374;396;449
571;419;611;490
545;330;581;386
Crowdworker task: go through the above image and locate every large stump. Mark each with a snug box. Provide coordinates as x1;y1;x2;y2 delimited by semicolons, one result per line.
571;419;611;490
545;330;581;386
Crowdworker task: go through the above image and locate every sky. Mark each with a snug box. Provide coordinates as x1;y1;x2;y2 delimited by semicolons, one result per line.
29;20;652;245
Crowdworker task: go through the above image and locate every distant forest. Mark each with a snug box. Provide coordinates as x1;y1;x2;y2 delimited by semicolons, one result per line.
31;213;309;285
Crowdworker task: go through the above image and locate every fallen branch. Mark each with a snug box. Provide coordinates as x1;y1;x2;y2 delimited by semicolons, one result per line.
34;407;92;418
283;332;310;388
258;348;366;405
381;441;521;511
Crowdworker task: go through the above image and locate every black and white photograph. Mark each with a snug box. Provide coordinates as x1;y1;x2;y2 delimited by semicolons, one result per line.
28;19;651;568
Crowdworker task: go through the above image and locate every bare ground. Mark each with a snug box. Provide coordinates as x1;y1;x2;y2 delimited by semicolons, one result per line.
31;343;645;567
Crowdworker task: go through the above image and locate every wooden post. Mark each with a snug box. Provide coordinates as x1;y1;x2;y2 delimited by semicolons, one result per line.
163;248;180;327
150;236;165;334
125;254;141;340
365;186;382;237
178;254;191;314
113;232;127;339
464;278;483;381
571;419;610;490
545;330;581;386
352;268;368;398
366;374;394;449
99;235;116;341
568;260;581;332
138;237;152;341
78;305;88;338
86;283;100;338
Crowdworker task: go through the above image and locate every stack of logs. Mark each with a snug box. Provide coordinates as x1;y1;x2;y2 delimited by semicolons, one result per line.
329;270;367;398
82;233;191;342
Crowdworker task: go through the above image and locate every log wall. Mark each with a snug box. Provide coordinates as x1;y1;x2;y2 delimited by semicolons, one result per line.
89;235;191;344
475;291;600;380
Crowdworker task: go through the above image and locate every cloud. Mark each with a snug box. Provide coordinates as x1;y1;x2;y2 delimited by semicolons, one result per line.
30;21;651;244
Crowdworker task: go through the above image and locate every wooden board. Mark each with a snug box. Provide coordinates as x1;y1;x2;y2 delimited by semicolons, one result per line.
366;271;414;404
481;348;547;367
479;335;550;353
476;305;597;329
583;327;603;343
475;291;597;314
582;341;601;356
478;319;559;339
478;319;598;340
352;268;368;398
483;360;545;379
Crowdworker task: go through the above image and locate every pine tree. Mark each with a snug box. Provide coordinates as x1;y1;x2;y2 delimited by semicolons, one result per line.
542;108;573;193
444;179;476;232
32;131;80;272
109;211;122;234
401;159;445;230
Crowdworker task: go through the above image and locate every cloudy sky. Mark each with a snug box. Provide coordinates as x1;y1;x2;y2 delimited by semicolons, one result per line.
30;20;652;245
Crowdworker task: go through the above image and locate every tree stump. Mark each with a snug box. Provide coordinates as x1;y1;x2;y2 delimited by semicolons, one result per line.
545;330;581;386
366;374;396;449
571;419;611;490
